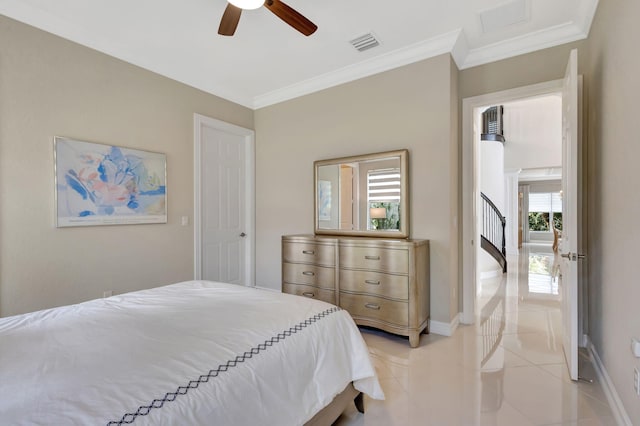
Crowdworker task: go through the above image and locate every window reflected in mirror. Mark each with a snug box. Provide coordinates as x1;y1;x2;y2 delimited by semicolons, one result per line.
367;168;400;230
314;150;408;238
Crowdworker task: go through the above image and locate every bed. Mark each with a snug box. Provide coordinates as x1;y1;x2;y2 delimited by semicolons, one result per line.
0;280;383;425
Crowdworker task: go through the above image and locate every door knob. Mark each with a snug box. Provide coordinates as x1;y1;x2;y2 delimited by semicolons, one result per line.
239;232;247;237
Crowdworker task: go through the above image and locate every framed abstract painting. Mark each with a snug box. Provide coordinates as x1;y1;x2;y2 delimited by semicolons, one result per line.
54;136;167;227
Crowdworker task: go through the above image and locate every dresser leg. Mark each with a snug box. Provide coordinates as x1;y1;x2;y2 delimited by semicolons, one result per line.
409;332;420;348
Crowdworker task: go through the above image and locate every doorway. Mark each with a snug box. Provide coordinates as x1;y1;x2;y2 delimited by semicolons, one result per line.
462;79;564;324
462;50;584;382
193;114;255;286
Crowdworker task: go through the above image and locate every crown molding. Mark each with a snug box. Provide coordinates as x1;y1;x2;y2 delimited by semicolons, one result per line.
252;0;599;107
4;0;599;111
0;3;256;109
576;0;600;36
459;21;588;70
252;11;595;108
252;29;462;109
450;30;470;70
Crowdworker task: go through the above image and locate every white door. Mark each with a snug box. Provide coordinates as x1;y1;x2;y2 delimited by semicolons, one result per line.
560;49;581;381
194;114;255;286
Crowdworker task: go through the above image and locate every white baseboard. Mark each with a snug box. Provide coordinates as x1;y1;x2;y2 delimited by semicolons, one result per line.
581;333;589;348
430;313;460;337
587;337;632;426
480;268;503;280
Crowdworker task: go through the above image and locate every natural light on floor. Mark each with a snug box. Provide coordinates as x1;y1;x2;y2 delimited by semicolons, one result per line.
528;252;559;295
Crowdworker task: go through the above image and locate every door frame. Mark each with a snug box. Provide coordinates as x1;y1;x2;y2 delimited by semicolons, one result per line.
461;79;563;324
193;113;256;286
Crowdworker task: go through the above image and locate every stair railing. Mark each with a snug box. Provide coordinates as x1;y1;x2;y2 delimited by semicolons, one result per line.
480;192;507;273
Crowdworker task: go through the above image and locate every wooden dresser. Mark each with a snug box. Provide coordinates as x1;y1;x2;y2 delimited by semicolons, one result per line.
282;234;429;347
282;235;339;304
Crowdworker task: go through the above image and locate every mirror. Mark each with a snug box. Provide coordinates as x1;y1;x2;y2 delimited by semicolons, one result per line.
314;149;409;238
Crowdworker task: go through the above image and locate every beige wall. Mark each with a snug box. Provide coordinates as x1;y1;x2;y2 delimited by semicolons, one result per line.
255;54;460;324
585;0;640;422
0;16;254;316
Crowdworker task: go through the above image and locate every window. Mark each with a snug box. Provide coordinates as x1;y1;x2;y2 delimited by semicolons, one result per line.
528;192;562;231
367;168;400;230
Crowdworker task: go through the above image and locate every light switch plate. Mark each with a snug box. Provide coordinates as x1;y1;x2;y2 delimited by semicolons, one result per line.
632;338;640;358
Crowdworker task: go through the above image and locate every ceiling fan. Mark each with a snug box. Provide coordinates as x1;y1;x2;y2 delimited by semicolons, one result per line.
218;0;318;37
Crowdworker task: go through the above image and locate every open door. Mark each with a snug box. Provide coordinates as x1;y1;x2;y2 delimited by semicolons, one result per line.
560;49;582;381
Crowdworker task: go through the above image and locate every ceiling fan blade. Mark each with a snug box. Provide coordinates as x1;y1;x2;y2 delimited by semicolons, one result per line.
264;0;317;36
218;3;242;36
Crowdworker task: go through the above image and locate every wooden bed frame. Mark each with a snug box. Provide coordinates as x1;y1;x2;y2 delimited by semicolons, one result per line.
304;383;364;425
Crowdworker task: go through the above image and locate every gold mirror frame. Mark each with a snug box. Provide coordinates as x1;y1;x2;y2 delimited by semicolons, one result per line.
314;149;409;238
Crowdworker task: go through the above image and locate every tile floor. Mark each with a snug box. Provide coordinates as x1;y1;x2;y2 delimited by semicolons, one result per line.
335;243;616;425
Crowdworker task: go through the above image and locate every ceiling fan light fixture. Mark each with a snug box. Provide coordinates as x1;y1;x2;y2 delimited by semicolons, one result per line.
228;0;264;10
219;0;317;37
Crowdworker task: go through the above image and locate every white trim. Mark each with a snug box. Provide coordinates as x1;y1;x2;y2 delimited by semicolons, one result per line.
587;339;633;426
252;20;591;109
460;22;588;70
575;0;600;39
252;0;597;108
0;3;256;109
253;30;462;109
193;114;256;286
504;169;521;256
450;30;470;69
480;269;503;280
429;314;460;337
0;1;598;110
462;79;563;325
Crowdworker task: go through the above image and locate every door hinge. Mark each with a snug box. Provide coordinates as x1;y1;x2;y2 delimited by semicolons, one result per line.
561;252;586;261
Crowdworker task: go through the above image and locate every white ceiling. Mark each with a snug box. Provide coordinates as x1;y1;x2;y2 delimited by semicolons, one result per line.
519;167;562;182
0;0;598;109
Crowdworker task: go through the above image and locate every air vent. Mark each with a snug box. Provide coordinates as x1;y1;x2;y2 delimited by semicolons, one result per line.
481;106;505;142
350;33;380;52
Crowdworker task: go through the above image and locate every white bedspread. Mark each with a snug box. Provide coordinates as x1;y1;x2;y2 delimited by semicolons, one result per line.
0;281;383;425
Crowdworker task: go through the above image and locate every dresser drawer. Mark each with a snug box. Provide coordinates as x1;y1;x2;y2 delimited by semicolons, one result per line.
283;263;335;289
339;269;408;300
283;283;336;304
339;246;408;274
339;293;408;326
283;242;336;266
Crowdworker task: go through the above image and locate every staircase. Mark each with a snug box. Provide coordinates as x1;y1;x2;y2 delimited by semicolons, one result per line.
481;192;507;273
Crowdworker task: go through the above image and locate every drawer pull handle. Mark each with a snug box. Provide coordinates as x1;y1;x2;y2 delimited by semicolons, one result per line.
302;271;315;276
365;280;380;285
302;292;315;298
365;303;381;310
302;250;315;255
364;255;380;261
